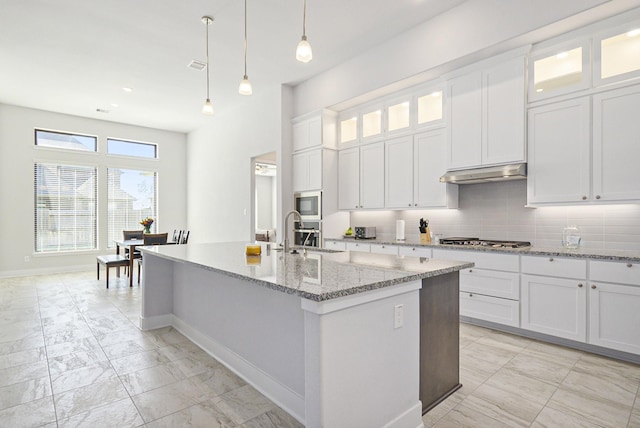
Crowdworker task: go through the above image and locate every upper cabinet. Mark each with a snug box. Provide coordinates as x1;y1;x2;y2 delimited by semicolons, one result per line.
595;25;640;86
529;42;590;102
446;55;526;170
292;109;338;152
338;81;445;146
338;142;385;210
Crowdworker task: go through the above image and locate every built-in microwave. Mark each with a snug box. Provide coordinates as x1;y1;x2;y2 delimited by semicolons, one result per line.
294;191;322;221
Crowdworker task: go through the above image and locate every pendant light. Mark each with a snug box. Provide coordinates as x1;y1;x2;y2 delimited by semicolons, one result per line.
202;16;214;115
296;0;312;63
238;0;253;95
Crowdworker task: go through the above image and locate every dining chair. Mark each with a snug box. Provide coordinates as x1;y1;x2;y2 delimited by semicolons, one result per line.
122;230;144;274
180;230;190;244
172;229;182;244
137;233;169;283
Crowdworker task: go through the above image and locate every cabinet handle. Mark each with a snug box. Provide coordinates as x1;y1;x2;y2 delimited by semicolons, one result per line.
412;248;416;251
469;269;473;273
591;284;596;289
595;195;601;200
381;245;385;248
414;204;417;207
627;263;633;268
355;205;358;208
469;293;473;297
582;196;587;200
578;283;583;288
408;203;412;207
549;258;554;262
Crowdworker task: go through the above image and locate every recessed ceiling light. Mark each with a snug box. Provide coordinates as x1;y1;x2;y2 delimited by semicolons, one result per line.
122;87;133;92
188;60;207;71
96;108;109;114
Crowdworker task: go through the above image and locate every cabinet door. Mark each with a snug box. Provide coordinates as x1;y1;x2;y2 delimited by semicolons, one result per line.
360;142;385;209
593;85;640;201
398;246;431;258
346;242;371;252
589;281;640;354
483;57;526;165
324;240;346;251
527;97;591;204
338;147;360;210
308;116;322;148
414;129;454;208
521;274;586;342
370;244;399;255
307;150;322;191
447;72;482;169
292;152;308;192
385;136;414;208
292;121;308;152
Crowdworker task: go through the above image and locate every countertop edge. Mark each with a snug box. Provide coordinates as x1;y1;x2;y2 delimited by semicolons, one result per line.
326;238;640;263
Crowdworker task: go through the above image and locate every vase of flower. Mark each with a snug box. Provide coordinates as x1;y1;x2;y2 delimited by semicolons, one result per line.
140;217;154;234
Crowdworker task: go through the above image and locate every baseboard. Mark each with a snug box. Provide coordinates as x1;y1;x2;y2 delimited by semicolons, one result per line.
153;315;306;426
383;401;424;428
0;264;94;279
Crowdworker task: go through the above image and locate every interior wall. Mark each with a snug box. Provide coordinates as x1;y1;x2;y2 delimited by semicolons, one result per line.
292;0;628;116
0;103;187;277
349;181;640;251
255;175;275;231
186;85;287;244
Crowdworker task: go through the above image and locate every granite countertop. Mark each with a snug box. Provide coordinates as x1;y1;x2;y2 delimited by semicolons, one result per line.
139;242;473;302
327;237;640;263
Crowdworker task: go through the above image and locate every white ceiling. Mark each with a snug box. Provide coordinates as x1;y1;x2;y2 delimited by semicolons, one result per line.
0;0;468;133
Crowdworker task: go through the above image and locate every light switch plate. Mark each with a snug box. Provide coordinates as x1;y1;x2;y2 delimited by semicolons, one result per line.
394;304;404;329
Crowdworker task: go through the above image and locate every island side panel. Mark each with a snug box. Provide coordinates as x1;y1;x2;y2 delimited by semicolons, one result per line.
420;271;461;413
303;281;423;428
170;262;306;422
140;253;175;329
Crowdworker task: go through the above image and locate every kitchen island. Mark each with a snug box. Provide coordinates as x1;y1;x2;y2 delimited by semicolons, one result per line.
138;242;472;428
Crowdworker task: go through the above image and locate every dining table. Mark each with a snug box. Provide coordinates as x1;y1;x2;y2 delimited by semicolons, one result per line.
114;237;176;287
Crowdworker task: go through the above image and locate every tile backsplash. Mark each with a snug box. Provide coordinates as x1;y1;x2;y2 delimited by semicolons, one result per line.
349;181;640;251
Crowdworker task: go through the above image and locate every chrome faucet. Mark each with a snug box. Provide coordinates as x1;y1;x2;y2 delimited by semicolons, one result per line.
283;210;304;254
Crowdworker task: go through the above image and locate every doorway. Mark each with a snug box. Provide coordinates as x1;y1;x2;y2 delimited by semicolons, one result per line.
252;152;277;242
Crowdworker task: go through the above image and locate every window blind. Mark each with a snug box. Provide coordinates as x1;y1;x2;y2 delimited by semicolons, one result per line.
107;168;157;248
34;163;97;252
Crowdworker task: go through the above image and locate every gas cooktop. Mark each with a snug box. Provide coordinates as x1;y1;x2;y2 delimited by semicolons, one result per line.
439;237;531;249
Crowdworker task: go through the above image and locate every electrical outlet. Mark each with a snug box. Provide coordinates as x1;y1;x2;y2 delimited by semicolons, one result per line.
394;304;404;329
24;256;30;262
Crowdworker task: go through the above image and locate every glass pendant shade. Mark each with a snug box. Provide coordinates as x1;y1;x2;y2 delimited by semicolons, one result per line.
238;76;253;95
296;36;312;63
202;98;214;115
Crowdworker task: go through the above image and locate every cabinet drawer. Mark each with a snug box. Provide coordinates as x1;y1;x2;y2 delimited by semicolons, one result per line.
432;249;519;272
521;255;587;279
370;244;399;256
324;240;346;251
460;292;519;327
460;268;520;300
398;246;431;258
589;260;640;286
346;242;371;252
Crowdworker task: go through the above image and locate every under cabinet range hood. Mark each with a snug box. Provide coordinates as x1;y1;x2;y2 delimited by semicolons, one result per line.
439;163;527;184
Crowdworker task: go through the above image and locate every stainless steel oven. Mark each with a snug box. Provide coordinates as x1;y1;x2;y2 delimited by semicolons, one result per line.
294;221;321;248
294;191;322;221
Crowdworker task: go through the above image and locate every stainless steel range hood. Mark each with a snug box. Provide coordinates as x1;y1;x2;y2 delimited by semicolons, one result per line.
440;163;527;184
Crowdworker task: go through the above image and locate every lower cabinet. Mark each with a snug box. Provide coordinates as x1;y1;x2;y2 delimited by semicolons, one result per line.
324;240;346;251
589;282;640;354
369;243;399;255
460;291;519;327
521;274;587;342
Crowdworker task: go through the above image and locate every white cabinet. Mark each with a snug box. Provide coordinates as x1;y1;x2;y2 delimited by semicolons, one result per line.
292;110;337;152
527;97;591;204
338;142;385;210
521;274;587;342
433;249;520;327
521;255;587;342
293;149;322;192
398;246;431;258
324;240;346;251
588;260;640;354
592;85;640;201
385;131;458;209
345;241;371;252
447;56;526;170
370;243;399;256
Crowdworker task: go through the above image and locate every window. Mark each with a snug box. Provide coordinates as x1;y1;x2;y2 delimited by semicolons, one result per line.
35;129;97;152
107;138;157;158
107;168;157;248
34;163;97;252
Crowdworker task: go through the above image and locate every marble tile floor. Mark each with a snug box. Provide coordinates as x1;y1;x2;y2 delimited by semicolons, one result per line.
0;271;302;428
1;271;639;427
